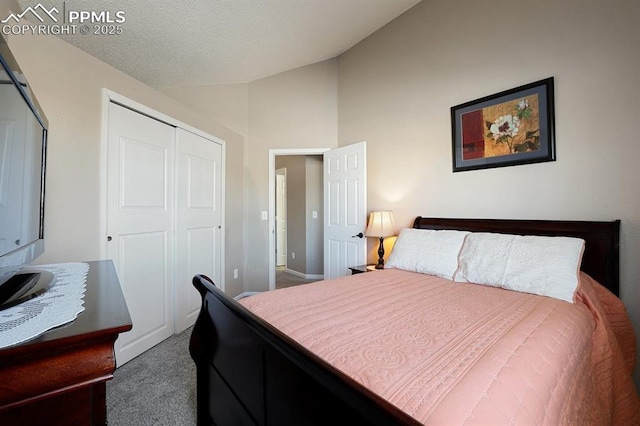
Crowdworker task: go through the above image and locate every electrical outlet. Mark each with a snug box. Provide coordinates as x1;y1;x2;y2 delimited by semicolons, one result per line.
291;252;295;259
233;269;238;279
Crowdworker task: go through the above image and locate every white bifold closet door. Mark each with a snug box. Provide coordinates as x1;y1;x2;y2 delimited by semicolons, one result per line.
174;128;222;333
107;102;222;365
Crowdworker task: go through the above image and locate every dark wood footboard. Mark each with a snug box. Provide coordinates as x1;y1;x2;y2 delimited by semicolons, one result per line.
189;274;420;426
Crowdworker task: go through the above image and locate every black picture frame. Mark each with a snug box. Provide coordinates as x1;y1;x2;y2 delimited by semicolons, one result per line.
451;77;555;172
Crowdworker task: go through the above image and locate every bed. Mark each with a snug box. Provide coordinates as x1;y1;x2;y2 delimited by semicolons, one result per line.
189;217;639;425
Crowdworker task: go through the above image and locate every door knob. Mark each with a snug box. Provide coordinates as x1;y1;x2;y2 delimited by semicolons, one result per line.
351;232;364;238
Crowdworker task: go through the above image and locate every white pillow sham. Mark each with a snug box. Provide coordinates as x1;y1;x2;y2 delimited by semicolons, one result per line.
453;232;585;303
385;228;469;280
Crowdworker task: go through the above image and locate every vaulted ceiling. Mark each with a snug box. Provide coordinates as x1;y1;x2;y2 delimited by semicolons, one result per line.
18;0;421;88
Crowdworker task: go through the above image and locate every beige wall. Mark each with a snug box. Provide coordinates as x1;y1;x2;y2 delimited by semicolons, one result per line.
1;14;245;296
245;60;338;288
161;83;249;139
338;0;640;378
305;156;324;275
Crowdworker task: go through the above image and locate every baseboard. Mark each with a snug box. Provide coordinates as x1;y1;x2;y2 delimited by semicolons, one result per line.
285;268;324;280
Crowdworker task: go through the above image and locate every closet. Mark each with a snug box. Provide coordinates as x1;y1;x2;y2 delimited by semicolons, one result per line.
106;101;223;365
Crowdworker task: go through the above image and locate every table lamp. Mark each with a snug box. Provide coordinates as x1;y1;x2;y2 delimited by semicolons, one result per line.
365;211;397;269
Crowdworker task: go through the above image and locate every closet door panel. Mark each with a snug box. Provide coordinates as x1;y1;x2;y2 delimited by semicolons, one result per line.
107;102;175;365
175;128;222;333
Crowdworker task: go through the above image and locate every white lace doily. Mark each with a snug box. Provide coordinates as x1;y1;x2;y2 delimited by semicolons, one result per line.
0;262;89;349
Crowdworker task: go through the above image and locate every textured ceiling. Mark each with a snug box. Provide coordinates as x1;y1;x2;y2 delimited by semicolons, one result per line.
16;0;421;88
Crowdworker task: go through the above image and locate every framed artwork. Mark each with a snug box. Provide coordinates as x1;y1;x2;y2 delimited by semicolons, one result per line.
451;77;555;172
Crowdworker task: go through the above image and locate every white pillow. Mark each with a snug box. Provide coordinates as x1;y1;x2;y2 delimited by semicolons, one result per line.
453;232;585;303
386;228;469;280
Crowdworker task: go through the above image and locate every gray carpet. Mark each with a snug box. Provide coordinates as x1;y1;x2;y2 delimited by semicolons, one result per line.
105;273;317;425
106;327;196;425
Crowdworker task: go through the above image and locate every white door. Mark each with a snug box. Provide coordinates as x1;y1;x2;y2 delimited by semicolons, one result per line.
323;142;367;279
275;169;287;266
175;128;222;333
107;102;175;365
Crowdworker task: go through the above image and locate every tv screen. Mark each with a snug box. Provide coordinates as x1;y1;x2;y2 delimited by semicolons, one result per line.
0;35;51;308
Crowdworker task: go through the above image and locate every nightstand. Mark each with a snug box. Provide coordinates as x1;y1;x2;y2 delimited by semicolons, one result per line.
348;264;376;275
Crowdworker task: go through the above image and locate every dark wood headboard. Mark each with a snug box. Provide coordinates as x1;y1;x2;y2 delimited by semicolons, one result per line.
412;217;621;296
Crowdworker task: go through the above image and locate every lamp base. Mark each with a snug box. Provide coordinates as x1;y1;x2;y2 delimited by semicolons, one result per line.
376;237;385;269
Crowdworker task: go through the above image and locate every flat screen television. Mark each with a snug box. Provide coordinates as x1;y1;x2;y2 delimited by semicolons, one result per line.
0;34;53;309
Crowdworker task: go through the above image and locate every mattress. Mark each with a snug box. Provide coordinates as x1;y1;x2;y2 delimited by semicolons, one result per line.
240;269;640;425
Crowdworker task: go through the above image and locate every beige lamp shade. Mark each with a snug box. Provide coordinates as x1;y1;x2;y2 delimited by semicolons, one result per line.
365;211;397;269
365;211;397;238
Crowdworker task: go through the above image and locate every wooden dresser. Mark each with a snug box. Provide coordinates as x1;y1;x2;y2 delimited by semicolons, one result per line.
0;260;132;426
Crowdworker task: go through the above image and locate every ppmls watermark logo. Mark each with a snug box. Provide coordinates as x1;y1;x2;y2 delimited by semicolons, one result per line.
2;2;126;36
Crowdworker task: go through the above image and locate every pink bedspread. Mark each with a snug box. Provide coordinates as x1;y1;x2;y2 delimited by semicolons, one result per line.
240;270;640;425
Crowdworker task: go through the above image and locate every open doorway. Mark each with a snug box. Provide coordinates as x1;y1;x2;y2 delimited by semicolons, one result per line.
268;148;329;291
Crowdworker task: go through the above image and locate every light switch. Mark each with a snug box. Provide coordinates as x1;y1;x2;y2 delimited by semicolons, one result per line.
312;211;318;219
261;211;268;220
